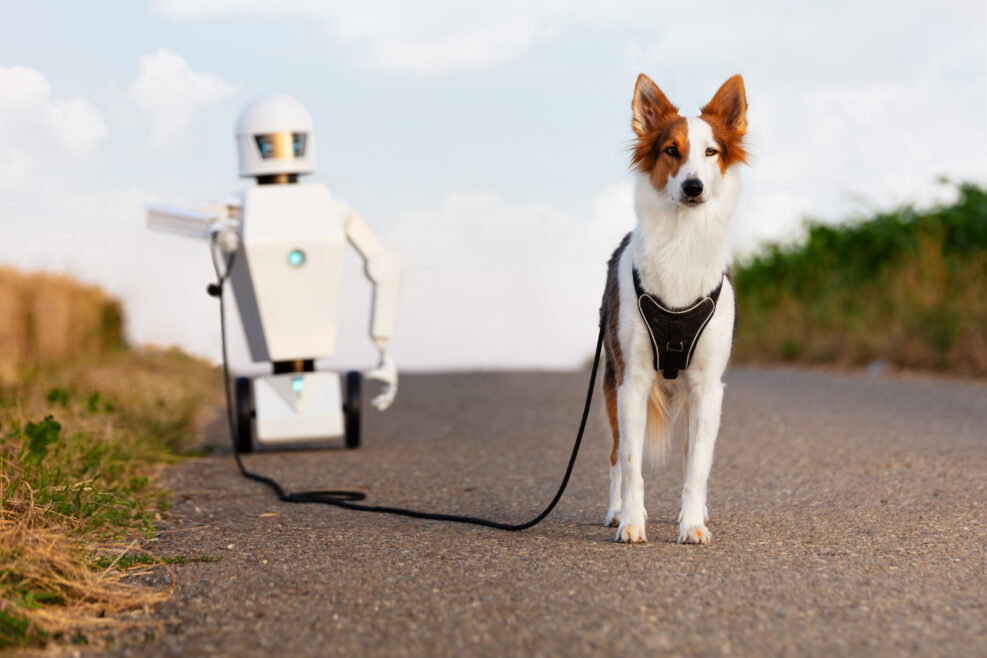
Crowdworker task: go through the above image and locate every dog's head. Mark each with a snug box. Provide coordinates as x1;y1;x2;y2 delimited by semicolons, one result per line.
630;74;748;207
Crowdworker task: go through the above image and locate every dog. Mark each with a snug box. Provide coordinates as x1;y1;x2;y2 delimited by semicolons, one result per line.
600;74;747;544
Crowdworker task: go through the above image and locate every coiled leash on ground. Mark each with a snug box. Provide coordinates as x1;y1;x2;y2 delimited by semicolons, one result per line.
208;238;604;530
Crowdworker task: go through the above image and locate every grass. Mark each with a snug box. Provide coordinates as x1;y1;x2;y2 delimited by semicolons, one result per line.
732;182;987;376
91;552;223;571
0;269;222;650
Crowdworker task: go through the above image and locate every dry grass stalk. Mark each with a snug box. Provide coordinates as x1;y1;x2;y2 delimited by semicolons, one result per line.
0;471;168;641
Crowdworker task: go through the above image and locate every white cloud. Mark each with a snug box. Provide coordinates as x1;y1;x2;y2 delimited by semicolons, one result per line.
731;74;985;249
732;191;813;257
359;12;550;75
0;66;107;186
130;49;236;146
153;0;583;74
0;66;50;107
381;184;632;368
152;0;985;79
46;98;108;153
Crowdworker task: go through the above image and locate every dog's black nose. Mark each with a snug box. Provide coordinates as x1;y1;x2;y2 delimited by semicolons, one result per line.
682;179;704;198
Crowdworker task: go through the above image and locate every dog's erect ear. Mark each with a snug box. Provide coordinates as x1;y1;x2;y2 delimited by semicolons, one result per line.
701;75;747;135
632;74;678;137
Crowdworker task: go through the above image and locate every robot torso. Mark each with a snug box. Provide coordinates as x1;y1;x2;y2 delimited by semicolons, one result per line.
231;181;346;362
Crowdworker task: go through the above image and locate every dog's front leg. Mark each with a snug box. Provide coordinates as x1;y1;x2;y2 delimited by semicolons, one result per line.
615;372;650;543
678;375;724;545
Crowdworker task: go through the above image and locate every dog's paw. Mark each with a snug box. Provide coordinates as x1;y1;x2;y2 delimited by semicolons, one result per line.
677;524;711;545
615;523;647;544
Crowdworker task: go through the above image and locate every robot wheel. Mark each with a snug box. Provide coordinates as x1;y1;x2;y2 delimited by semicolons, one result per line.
235;376;254;454
343;371;361;449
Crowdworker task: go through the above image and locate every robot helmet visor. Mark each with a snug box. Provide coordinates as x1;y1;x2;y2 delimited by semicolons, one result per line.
254;132;308;159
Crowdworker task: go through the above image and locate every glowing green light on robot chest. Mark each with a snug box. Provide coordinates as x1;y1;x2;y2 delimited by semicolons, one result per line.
287;248;306;267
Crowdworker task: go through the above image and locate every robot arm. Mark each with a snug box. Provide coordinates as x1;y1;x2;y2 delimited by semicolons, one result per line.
342;209;400;411
342;209;400;341
146;199;242;253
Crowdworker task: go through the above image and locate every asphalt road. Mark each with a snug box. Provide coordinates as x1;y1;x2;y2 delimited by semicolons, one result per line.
103;367;985;657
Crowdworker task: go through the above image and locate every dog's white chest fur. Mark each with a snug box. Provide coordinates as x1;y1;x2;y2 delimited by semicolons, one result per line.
631;168;737;307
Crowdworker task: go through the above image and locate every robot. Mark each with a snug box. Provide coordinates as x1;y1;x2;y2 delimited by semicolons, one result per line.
147;94;400;451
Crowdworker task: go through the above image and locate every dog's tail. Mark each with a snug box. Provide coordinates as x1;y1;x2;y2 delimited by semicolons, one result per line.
644;381;671;465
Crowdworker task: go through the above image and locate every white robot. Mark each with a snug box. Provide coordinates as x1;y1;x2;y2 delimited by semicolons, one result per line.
147;94;400;451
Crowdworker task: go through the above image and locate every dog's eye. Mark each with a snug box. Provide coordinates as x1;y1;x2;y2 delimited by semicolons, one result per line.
705;147;719;156
664;146;679;157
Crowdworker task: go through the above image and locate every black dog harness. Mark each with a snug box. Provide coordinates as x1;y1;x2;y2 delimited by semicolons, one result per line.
632;268;723;379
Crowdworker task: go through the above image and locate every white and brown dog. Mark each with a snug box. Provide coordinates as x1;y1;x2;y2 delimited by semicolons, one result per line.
601;74;748;544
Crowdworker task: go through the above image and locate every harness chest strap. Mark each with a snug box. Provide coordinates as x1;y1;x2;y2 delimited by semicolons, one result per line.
632;268;724;380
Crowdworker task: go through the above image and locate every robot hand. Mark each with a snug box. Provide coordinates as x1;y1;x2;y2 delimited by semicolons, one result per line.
210;223;241;254
366;344;398;411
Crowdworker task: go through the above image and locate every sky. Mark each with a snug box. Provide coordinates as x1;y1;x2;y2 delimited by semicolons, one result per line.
1;1;984;371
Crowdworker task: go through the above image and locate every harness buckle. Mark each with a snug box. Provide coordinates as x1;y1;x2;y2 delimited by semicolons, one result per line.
666;341;685;353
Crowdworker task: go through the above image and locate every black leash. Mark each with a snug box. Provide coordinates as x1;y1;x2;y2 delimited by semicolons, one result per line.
208;238;605;530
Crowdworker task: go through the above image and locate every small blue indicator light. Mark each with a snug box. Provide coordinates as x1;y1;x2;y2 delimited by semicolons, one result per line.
288;249;306;267
292;376;303;394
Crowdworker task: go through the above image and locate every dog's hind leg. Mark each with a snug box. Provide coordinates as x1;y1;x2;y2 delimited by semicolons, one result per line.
603;360;622;527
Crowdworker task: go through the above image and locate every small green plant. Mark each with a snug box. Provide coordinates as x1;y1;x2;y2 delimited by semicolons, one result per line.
88;391;114;413
20;415;61;466
779;339;802;361
0;607;47;648
45;388;69;408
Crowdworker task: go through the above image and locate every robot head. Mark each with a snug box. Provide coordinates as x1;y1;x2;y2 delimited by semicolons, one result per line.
236;94;316;180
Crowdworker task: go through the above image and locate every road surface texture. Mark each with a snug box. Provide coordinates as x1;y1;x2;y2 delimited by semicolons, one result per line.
102;367;984;657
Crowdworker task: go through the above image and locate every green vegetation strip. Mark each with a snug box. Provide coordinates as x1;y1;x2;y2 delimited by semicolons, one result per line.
0;348;221;649
733;182;987;375
4;415;164;540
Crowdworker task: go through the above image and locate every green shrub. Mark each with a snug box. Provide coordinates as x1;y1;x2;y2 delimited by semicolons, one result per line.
733;183;987;375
